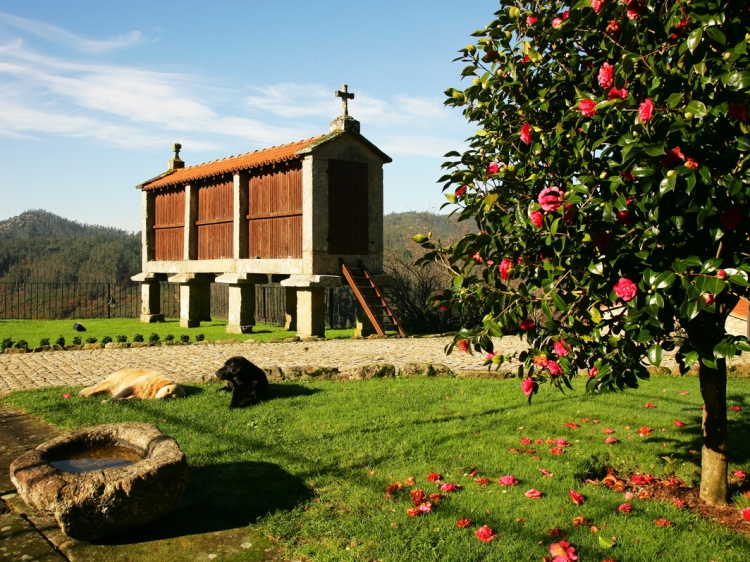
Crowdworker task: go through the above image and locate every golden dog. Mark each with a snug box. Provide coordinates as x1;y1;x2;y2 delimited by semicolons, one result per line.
78;369;185;401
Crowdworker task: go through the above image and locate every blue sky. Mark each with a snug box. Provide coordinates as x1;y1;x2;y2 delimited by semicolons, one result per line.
0;0;498;232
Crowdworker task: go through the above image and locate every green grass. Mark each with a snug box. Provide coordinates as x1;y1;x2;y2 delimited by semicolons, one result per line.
0;318;354;346
4;376;750;561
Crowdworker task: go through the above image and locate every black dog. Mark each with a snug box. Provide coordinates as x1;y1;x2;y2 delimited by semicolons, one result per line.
214;356;268;408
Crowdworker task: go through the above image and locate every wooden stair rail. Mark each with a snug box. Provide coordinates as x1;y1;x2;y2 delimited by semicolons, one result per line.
340;259;406;337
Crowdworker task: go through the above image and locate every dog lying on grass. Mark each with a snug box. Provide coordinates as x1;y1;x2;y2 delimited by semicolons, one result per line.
215;356;268;408
79;369;186;401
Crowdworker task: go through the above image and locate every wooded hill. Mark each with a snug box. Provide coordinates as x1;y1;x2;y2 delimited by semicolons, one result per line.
0;209;474;284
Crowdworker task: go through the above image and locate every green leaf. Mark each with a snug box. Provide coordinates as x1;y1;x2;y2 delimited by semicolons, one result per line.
714;342;737;359
445;193;457;203
644;143;665;156
654;271;676;289
589;306;602;323
412;234;429;243
705;26;726;45
588;260;604;276
666;93;682;108
683;351;700;368
687;28;702;54
453;275;464;288
598;536;616;549
648;344;663;366
685;100;708;117
632;166;655;177
737;136;750;152
636;329;652;343
728;71;750;91
551;291;566;311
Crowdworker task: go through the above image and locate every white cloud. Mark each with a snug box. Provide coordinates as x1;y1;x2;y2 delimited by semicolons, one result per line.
0;11;150;53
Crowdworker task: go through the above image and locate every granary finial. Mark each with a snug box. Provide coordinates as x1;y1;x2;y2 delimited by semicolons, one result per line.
169;143;184;170
334;85;354;117
330;85;360;134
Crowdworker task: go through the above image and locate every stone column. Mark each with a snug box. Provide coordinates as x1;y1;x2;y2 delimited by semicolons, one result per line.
233;172;249;259
131;272;166;323
168;273;213;328
284;288;297;331
280;275;342;338
141;190;155;269
215;273;268;334
355;304;376;337
183;184;198;261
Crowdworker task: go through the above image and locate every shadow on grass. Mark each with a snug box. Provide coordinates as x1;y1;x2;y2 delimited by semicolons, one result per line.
265;383;322;401
98;460;313;545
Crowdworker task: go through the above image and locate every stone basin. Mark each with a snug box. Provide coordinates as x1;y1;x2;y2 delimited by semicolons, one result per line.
10;422;188;542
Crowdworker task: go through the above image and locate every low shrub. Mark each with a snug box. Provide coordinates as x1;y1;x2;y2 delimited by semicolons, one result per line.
72;336;81;345
85;336;97;344
164;334;175;342
116;335;127;343
180;334;190;343
1;338;13;350
101;336;113;345
196;333;205;342
14;340;28;349
55;336;65;347
133;334;144;343
148;333;160;344
39;338;50;347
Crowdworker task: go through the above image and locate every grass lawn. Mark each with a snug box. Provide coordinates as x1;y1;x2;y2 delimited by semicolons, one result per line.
3;375;750;561
0;318;354;347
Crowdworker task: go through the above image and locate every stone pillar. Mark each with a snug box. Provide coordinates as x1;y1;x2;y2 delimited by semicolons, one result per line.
297;288;326;338
284;288;297;331
355;304;376;337
168;273;213;328
131;272;166;323
233;172;249;259
215;273;267;334
141;190;155;269
183;184;198;260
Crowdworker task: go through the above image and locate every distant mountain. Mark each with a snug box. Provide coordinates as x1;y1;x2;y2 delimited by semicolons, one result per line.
0;210;141;283
383;211;477;248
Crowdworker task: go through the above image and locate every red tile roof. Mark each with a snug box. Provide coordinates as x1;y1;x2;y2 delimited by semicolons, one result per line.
140;135;325;190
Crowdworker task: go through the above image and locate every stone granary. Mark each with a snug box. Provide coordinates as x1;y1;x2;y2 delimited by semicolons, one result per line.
132;86;402;338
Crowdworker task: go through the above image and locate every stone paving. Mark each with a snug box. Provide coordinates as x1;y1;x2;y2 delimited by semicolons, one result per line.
0;317;747;395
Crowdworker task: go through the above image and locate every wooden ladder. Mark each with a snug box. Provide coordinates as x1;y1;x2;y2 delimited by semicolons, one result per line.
340;259;406;337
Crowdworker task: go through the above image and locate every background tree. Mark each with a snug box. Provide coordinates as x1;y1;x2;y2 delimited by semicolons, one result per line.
419;0;750;505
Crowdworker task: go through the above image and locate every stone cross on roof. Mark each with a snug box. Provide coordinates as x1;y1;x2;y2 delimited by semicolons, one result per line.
334;85;354;117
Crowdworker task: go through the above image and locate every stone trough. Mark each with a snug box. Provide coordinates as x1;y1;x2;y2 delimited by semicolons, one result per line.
9;422;188;542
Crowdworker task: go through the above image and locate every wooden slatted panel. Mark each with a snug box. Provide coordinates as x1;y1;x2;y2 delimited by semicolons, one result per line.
247;162;303;259
328;160;369;255
153;188;185;261
197;177;233;260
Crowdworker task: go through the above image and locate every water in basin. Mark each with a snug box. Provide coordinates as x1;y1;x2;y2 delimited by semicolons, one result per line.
51;446;143;474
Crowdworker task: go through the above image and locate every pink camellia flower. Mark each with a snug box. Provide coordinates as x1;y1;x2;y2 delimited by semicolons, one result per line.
530;210;544;228
563;10;569;18
615;210;632;226
547;360;562;376
539;467;553;477
538;186;564;211
605;437;618;444
603;427;615;434
730;405;741;412
406;506;421;517
598;62;614;88
457;339;469;353
734;470;747;479
485;351;497;360
718;269;727;279
608;87;628;100
569;490;585;505
637;426;654;436
535;439;545;444
589;367;598;378
618;503;632;513
520;319;535;331
553;339;569;356
578;98;597;117
639;98;654;122
613;277;637;302
631;474;655;485
566;422;579;429
626;0;645;19
526;15;538;25
440;482;457;493
550;540;578;561
556;439;570;447
662;146;686;167
525;489;542;499
410;488;427;506
427;472;442;483
741;507;750;521
62;393;72;399
455;185;468;196
685;157;699;170
645;402;657;409
672;498;685;509
475;525;498;543
499;475;519;486
552;17;563;28
500;258;513;281
521;377;536;397
520;122;532;145
591;0;604;14
429;492;442;502
486;259;494;267
703;293;714;306
720;208;742;230
549;447;565;455
419;501;432;514
472;252;483;263
654;519;673;527
520;437;532;445
673;420;685;428
487;162;500;175
621;168;635;181
730;104;749;123
456;518;472;528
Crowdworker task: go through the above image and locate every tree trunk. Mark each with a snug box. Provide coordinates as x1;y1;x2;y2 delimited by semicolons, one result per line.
699;358;728;505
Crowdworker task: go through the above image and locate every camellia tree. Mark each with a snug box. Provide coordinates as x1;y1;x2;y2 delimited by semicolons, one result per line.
417;0;750;506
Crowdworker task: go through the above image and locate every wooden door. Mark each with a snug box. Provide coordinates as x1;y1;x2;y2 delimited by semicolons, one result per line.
327;160;368;255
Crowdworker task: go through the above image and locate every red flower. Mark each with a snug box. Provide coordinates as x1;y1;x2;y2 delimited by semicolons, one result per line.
538;186;564;211
521;377;536;397
673;420;685;427
734;470;747;479
632;473;655;485
429;493;442;502
550;540;578;561
719;208;742;230
410;488;427;506
588;367;598;379
672;498;685;509
62;393;72;399
607;87;628;100
457;339;469;353
703;293;714;306
455;185;468;196
474;477;490;486
578;98;597;117
526;16;538;25
598;62;614;88
520;319;535;331
475;525;497;542
521;55;530;63
637;426;653;436
741;507;750;521
613;277;637;302
566;422;579;429
654;519;673;527
520;122;532;145
427;472;442;483
553;339;569;356
662;146;686;167
729;104;748;122
645;402;657;409
730;405;741;412
386;481;403;493
718;269;727;279
552;17;563;28
626;0;645;19
569;490;585;505
591;0;604;13
456;518;472;528
547;360;562;376
639;98;654;122
606;20;621;33
621;168;635;181
685;157;699;170
615;210;632;226
525;489;542;498
530;210;543;228
594;235;611;250
520;437;532;445
500;258;513;281
618;503;632;513
487;162;500;175
406;506;421;517
556;439;570;447
605;437;618;444
549;447;565;455
440;482;457;493
499;475;519;486
418;502;432;514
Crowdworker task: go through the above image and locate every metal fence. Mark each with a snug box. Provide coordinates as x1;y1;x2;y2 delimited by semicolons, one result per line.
0;282;357;328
